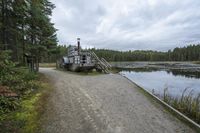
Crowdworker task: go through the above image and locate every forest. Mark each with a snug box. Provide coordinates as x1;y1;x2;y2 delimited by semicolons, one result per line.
0;1;200;64
0;0;68;64
0;0;62;132
91;44;200;62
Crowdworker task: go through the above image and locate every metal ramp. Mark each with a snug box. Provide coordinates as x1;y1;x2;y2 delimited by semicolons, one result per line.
90;52;112;74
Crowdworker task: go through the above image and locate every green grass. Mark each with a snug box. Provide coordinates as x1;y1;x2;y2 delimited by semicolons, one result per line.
0;51;52;132
110;68;121;73
157;88;200;124
0;74;51;133
0;94;41;133
130;81;200;131
15;93;41;132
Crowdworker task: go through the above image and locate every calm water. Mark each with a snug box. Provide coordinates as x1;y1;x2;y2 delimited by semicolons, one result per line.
120;69;200;97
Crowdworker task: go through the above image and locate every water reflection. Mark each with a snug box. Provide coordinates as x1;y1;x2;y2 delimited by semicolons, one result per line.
120;68;200;97
117;67;200;79
169;69;200;79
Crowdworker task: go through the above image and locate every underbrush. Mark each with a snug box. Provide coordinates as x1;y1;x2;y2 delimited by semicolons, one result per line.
0;51;39;113
0;51;50;132
155;88;200;124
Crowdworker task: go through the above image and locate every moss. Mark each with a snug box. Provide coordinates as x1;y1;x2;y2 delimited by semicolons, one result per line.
0;73;51;133
0;93;41;133
16;93;41;133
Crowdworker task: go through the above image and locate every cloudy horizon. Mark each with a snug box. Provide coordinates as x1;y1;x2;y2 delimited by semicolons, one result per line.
50;0;200;51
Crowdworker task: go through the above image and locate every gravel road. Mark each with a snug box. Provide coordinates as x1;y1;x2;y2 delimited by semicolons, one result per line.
40;68;195;133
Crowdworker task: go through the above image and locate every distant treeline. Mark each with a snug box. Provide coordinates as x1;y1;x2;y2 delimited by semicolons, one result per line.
91;44;200;61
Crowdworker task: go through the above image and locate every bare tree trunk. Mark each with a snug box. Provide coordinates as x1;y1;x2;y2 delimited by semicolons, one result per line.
2;0;6;50
22;23;25;64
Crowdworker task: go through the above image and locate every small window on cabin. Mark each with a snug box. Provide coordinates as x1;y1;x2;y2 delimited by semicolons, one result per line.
82;55;86;60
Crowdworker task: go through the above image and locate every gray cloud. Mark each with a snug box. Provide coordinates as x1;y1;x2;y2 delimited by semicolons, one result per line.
50;0;200;51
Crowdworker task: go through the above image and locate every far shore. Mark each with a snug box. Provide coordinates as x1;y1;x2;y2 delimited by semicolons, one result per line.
111;61;200;72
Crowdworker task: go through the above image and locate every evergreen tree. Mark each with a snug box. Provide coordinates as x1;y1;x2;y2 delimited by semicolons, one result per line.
0;0;58;64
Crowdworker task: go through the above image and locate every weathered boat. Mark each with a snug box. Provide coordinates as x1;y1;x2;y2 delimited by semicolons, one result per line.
60;38;111;73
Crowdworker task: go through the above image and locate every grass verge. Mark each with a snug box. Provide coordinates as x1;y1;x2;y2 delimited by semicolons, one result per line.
0;73;51;133
158;88;200;124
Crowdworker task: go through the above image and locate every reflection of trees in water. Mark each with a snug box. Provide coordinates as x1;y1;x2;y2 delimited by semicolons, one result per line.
168;69;200;79
117;67;159;73
119;67;200;79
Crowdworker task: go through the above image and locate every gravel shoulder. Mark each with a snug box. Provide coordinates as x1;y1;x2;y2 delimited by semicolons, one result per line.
40;68;195;133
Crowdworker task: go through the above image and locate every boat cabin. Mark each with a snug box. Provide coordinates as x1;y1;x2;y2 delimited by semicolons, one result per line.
62;38;95;71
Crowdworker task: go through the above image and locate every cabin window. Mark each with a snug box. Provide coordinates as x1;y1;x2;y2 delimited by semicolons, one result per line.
75;56;80;64
82;55;86;63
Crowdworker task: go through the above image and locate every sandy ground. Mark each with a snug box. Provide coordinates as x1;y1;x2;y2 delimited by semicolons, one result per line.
40;68;195;133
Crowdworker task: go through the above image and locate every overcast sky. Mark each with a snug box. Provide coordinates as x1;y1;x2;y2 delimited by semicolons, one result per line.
50;0;200;51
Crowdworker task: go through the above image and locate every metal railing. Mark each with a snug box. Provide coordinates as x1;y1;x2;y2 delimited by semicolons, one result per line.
90;52;111;73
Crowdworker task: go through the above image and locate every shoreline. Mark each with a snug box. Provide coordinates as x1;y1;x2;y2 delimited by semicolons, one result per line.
40;68;196;132
120;73;200;132
111;61;200;72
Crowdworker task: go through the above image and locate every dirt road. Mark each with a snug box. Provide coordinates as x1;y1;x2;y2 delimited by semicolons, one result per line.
40;68;195;133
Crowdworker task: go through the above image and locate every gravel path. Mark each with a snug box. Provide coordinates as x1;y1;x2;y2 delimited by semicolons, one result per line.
40;68;195;133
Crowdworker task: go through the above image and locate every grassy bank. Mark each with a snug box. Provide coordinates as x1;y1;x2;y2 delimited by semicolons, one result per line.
155;88;200;125
0;51;51;132
0;73;51;133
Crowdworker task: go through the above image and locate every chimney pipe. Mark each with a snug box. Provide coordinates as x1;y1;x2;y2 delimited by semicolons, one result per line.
77;38;80;54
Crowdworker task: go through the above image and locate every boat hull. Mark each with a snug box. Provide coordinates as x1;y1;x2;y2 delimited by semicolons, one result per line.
64;63;95;72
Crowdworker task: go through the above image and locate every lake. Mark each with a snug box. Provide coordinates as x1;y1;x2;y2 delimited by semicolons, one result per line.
119;68;200;97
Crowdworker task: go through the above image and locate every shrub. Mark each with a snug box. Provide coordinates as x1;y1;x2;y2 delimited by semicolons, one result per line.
0;96;20;114
0;51;15;83
0;50;40;114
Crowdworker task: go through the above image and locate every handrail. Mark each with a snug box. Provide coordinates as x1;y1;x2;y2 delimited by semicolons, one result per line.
100;58;110;69
90;51;110;73
101;58;112;69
